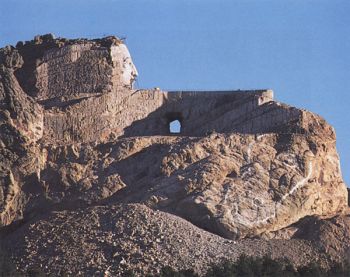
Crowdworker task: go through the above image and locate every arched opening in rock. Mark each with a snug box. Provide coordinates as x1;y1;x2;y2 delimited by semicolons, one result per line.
169;119;181;134
166;112;183;135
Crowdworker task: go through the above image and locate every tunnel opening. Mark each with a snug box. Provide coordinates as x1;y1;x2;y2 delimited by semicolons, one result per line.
169;120;181;134
166;112;183;135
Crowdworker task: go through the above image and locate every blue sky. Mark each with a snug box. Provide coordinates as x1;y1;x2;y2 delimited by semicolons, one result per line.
1;0;349;185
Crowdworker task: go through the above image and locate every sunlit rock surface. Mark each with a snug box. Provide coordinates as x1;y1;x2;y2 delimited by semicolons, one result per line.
0;34;348;275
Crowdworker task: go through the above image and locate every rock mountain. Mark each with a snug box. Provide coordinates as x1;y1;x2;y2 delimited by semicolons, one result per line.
0;34;349;275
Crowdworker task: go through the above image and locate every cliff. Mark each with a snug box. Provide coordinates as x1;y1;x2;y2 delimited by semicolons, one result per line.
0;34;348;275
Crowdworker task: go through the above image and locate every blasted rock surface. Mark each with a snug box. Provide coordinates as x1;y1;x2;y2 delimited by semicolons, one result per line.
0;34;348;236
35;131;346;239
0;34;349;274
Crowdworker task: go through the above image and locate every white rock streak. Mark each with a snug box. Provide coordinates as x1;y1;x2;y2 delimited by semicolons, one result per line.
223;137;314;230
235;141;314;228
328;154;342;175
281;161;313;201
251;160;313;227
246;140;255;163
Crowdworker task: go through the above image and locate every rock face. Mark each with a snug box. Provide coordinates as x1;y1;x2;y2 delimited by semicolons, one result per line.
0;34;348;235
0;34;348;274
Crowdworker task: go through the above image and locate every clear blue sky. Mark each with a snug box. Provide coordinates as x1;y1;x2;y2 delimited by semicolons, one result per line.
1;0;349;185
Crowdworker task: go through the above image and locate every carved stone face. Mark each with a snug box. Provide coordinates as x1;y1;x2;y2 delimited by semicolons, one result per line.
111;44;138;88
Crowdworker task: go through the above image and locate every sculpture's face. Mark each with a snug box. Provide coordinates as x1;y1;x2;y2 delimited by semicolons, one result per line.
111;44;138;88
122;51;138;87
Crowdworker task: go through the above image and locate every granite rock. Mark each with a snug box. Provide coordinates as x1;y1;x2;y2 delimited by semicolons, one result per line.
0;34;348;274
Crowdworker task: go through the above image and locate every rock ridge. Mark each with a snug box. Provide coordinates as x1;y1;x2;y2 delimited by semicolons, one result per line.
0;34;348;275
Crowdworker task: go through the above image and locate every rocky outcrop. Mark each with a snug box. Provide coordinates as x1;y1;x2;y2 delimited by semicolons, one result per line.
262;212;350;264
0;34;348;274
34;132;346;239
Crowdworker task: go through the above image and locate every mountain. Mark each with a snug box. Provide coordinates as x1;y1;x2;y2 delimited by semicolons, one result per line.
0;34;348;276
